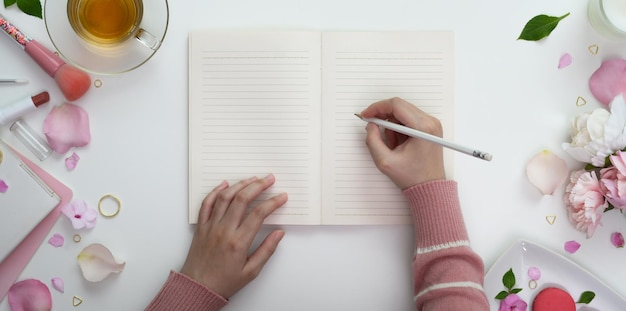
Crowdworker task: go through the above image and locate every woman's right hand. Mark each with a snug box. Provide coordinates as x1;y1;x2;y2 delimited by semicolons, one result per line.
360;97;446;189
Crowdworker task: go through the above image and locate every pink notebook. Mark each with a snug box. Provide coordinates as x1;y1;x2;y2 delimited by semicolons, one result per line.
0;140;72;301
0;140;60;261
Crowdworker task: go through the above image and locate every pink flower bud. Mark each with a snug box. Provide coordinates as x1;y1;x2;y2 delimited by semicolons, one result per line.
611;232;624;248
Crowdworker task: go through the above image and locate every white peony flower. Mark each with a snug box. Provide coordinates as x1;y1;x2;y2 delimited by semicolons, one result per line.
563;95;626;167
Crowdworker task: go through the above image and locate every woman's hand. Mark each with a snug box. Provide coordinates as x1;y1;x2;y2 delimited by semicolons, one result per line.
181;174;287;298
360;97;446;189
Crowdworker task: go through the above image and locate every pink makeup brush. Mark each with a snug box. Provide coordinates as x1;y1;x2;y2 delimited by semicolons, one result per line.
0;13;90;101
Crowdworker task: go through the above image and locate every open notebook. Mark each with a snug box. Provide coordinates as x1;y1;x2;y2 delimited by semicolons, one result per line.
0;140;60;261
189;31;454;225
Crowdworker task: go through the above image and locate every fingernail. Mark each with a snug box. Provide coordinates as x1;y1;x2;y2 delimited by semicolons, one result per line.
277;230;285;241
263;174;275;181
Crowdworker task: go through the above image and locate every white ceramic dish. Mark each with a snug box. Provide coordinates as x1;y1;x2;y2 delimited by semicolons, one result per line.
484;240;625;310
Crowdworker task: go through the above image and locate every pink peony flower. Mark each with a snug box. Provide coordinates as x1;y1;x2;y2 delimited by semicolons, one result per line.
564;170;607;238
499;294;527;311
599;166;626;209
61;200;98;230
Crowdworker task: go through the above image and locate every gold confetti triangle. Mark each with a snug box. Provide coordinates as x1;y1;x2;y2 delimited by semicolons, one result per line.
73;296;83;307
588;44;599;55
546;215;556;225
576;96;587;107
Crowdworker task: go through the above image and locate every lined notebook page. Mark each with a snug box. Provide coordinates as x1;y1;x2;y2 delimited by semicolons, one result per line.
320;32;454;224
189;32;322;224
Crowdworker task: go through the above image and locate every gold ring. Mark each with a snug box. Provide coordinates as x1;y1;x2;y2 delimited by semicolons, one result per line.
98;194;121;217
73;234;81;243
529;280;537;289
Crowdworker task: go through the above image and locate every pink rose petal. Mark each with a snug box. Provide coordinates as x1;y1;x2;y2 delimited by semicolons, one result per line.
611;232;624;248
0;179;7;193
43;103;91;153
8;279;52;311
51;277;64;293
528;266;541;280
564;240;581;254
65;152;80;170
589;58;626;107
558;53;572;69
48;233;64;248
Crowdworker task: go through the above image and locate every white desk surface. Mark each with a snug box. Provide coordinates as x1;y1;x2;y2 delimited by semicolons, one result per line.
1;0;625;310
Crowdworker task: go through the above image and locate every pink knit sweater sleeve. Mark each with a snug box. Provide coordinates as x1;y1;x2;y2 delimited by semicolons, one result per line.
145;270;228;311
404;180;489;310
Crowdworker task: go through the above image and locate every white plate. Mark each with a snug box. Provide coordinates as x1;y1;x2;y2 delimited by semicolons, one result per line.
484;240;625;310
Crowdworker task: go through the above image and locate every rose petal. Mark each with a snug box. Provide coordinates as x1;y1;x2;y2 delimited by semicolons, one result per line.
611;232;624;248
564;240;581;254
0;179;8;193
527;150;569;195
558;53;572;69
589;58;626;107
528;266;541;280
8;279;52;311
47;233;64;248
77;243;125;282
43;103;91;153
51;277;64;293
65;152;80;170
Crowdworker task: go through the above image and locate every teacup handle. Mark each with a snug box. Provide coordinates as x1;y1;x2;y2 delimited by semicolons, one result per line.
135;28;161;50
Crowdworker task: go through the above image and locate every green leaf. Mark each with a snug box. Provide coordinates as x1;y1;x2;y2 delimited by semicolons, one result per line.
577;291;596;304
16;0;42;18
495;291;509;300
511;288;523;294
4;0;17;7
502;268;516;289
518;13;570;41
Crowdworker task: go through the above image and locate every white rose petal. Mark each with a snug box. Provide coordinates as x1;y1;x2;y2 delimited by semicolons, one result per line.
77;243;125;282
527;150;569;195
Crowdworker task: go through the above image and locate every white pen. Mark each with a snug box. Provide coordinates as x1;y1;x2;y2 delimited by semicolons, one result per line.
0;79;28;84
354;113;493;161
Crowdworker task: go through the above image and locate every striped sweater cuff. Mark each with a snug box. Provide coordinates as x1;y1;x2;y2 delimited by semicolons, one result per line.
145;271;228;311
403;180;470;249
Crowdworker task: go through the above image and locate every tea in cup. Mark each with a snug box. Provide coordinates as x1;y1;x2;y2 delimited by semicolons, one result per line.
68;0;144;46
45;0;168;74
